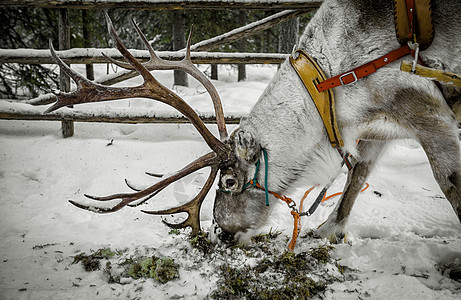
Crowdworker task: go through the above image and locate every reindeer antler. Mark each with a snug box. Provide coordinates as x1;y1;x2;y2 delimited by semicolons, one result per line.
103;17;228;140
50;12;231;236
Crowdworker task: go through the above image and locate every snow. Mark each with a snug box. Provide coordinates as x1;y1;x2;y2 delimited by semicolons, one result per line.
0;48;287;63
1;64;460;299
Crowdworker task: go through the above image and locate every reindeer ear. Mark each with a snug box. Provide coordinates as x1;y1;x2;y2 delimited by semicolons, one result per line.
233;129;261;164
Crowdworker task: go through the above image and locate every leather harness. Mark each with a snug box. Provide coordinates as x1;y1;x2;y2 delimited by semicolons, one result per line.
394;0;434;51
290;0;434;154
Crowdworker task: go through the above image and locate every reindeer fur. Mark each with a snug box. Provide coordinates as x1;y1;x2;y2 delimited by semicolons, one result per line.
212;0;461;243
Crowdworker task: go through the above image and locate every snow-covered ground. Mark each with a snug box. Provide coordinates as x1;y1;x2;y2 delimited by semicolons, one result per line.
1;64;460;299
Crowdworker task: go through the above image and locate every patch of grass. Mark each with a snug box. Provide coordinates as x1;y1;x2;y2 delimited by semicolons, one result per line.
127;256;159;279
73;247;121;272
127;256;180;284
73;253;101;271
211;246;336;299
251;228;282;243
217;265;252;296
309;245;335;264
72;246;179;284
154;258;180;283
190;232;214;254
169;229;181;235
93;247;118;258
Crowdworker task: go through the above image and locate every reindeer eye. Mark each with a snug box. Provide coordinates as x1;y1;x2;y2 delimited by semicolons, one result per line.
226;178;236;187
221;174;238;191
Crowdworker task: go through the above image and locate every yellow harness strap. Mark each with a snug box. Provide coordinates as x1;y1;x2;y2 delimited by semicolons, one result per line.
400;61;461;87
289;50;344;149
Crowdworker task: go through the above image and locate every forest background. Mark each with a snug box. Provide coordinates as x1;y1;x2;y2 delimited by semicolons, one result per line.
0;7;313;100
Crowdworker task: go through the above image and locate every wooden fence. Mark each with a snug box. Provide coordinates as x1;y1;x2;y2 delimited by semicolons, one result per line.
0;0;322;137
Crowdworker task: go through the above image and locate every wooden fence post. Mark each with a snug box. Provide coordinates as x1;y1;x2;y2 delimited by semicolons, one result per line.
59;8;74;138
173;10;188;87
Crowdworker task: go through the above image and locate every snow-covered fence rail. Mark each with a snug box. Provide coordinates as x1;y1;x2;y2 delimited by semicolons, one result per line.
0;101;243;124
2;0;322;10
0;49;288;65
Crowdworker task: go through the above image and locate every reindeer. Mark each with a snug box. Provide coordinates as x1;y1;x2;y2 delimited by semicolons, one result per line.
50;0;460;245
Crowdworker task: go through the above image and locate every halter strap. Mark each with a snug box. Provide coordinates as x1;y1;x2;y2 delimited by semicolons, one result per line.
243;148;270;206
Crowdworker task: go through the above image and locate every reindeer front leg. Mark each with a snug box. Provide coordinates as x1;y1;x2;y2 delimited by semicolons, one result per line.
316;141;385;243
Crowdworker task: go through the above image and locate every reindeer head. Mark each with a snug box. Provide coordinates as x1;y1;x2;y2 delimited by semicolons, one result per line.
211;128;275;244
51;14;272;244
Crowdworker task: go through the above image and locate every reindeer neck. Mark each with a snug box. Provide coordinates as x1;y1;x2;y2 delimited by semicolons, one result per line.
241;60;343;194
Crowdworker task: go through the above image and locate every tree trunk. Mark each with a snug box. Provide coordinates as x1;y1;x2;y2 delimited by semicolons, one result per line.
278;18;299;54
237;11;246;82
82;10;94;81
59;8;74;138
211;64;218;80
172;11;188;87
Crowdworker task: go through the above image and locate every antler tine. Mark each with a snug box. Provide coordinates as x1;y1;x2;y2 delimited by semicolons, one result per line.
46;41;93;113
142;166;219;236
49;40;86;88
104;12;155;83
127;187;165;207
68;152;218;212
181;28;228;139
184;27;193;63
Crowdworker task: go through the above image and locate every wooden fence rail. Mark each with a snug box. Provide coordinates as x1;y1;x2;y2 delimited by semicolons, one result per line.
1;0;322;10
0;49;288;65
0;110;242;124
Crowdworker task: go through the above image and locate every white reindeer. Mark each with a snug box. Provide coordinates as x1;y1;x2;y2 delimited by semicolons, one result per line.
212;0;461;243
51;1;460;245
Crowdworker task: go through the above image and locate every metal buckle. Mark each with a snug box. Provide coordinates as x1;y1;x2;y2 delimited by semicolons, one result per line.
339;71;358;85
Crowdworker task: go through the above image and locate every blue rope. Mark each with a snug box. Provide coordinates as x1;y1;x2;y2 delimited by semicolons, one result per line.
242;149;270;206
253;159;260;187
262;149;269;206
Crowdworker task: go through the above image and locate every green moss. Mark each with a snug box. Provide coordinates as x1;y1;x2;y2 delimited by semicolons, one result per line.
73;253;101;271
190;232;213;254
309;245;335;264
94;247;117;258
154;258;180;284
218;265;252;296
169;229;181;235
211;247;334;299
127;256;158;279
127;256;179;284
251;228;282;243
72;247;121;272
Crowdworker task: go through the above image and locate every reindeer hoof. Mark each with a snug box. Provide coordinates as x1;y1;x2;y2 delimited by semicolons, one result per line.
315;219;348;244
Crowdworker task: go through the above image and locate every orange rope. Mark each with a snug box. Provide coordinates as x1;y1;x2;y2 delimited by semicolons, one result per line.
287;186;315;252
248;179;369;252
287;211;300;252
299;186;316;213
288;182;369;251
321;182;369;203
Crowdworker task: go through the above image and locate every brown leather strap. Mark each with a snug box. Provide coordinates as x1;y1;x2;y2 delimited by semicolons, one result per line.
290;50;344;148
316;45;411;92
394;0;434;50
406;0;416;39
